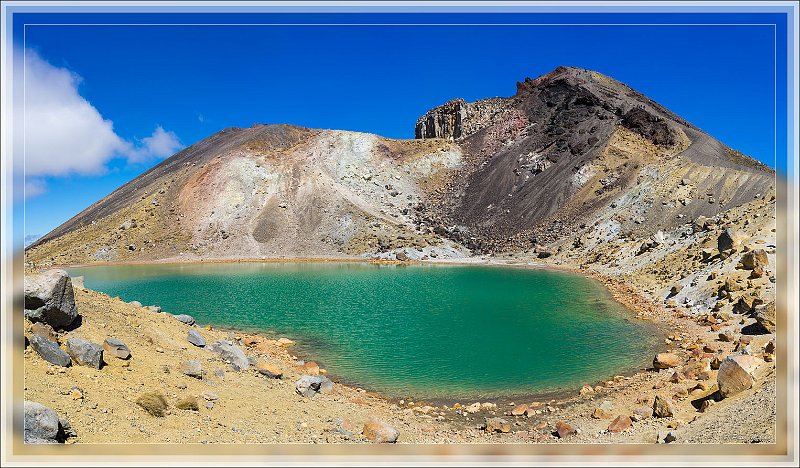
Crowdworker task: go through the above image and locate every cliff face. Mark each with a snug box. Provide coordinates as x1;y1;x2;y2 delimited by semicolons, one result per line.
26;66;774;266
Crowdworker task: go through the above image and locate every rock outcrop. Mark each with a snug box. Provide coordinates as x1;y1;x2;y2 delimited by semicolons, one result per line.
24;269;78;329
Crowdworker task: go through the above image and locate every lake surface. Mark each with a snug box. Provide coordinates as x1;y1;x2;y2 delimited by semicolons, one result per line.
67;262;661;400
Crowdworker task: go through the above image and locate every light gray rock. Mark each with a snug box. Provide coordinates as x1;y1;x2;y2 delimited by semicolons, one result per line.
173;314;196;326
187;330;206;347
129;301;143;308
24;401;61;443
295;375;333;397
103;338;131;359
71;276;85;290
143;305;161;313
181;360;203;379
65;337;103;368
24;269;78;329
209;340;249;371
754;301;776;333
29;334;71;367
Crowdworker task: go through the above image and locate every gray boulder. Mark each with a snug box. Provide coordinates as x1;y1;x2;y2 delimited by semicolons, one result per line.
181;360;203;379
65;337;103;368
24;269;78;329
209;340;249;371
103;338;131;359
187;330;206;347
24;401;61;443
29;334;71;367
295;375;334;397
754;301;776;333
173;314;196;325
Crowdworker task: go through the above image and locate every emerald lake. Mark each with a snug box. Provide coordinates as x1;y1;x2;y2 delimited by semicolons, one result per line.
67;262;662;400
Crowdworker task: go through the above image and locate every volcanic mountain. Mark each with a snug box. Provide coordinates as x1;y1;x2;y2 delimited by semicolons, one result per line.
26;66;774;266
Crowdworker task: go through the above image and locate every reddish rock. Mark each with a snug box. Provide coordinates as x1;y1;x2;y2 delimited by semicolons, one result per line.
607;415;632;433
653;353;681;369
554;420;577;438
301;361;320;376
255;362;282;379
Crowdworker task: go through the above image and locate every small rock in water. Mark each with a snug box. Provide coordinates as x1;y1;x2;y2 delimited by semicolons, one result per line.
65;337;103;369
362;418;399;443
187;330;206;347
103;338;131;359
29;334;71;367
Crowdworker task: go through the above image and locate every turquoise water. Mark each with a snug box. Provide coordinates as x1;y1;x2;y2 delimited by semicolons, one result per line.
67;262;661;400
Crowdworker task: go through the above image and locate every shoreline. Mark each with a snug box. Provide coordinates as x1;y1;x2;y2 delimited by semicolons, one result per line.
57;255;674;411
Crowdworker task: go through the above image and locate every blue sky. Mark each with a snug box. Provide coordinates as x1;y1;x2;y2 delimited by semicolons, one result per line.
13;12;788;241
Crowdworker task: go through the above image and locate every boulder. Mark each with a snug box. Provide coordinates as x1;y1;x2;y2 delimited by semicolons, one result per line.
717;228;741;252
754;301;776;333
554;420;577;438
209;340;249;371
607;415;632;433
653;353;681;369
592;400;614;419
652;395;675;418
71;276;85;290
181;360;203;379
24;269;78;329
632;406;653;421
102;338;131;359
741;249;768;269
718;355;764;398
484;417;511;433
65;337;103;368
187;330;206;347
511;404;529;416
255;362;283;379
29;334;71;367
24;401;61;443
136;392;167;417
301;361;320;376
173;314;196;326
295;375;333;397
30;322;58;342
362;418;399;443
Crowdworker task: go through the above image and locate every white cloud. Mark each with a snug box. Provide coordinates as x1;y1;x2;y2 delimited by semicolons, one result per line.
24;178;47;199
20;49;184;187
126;126;183;163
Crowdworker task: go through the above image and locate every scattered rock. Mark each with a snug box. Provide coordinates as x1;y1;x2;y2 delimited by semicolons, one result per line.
24;401;61;443
669;284;683;295
176;396;199;411
592;400;614;419
173;314;196;326
653;353;681;369
658;431;677;444
30;322;58;342
301;361;320;376
64;337;103;369
24;269;79;329
209;340;249;371
607;415;632;433
718;355;764;398
652;395;675;418
579;384;594;396
717;228;741;252
753;301;776;333
362;418;399;443
201;391;219;401
181;360;203;379
136;392;167;417
102;337;131;359
295;375;333;397
129;300;143;308
276;338;295;347
187;330;206;347
484;417;511;433
255;362;283;379
463;402;482;414
632;406;653;421
741;249;768;269
554;420;577;438
511;404;528;416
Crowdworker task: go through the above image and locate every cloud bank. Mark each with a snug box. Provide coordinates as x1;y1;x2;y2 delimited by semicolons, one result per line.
21;49;183;192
